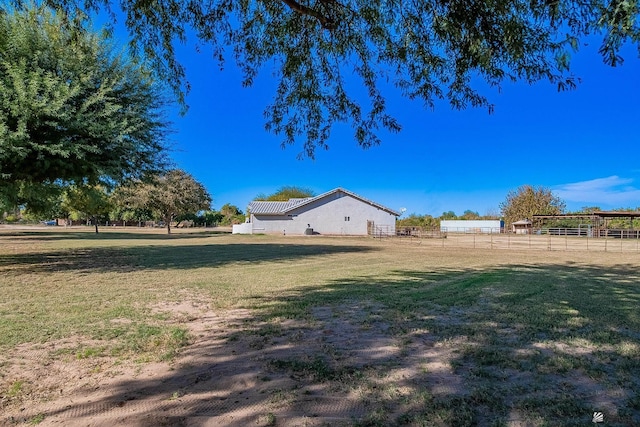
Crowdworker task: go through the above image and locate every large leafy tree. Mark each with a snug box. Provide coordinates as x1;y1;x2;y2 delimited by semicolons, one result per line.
119;170;212;234
24;0;640;157
500;185;566;227
0;4;169;205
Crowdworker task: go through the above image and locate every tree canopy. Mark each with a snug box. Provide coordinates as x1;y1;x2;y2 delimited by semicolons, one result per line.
500;185;566;226
218;203;245;225
440;211;457;220
23;0;640;157
255;186;316;201
396;213;438;228
0;4;170;198
460;210;481;220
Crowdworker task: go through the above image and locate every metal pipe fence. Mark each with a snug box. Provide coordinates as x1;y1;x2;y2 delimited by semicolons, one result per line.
390;227;640;253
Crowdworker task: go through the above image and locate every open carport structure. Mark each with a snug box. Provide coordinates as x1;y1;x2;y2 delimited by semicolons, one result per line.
533;211;640;238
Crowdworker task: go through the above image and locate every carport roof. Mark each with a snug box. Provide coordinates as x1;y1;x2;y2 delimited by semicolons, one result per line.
533;211;640;219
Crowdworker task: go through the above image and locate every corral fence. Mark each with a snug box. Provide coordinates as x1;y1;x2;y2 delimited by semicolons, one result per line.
369;224;395;239
545;227;640;239
387;226;640;253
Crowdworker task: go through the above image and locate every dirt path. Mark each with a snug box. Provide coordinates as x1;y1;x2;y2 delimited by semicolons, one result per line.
1;301;465;427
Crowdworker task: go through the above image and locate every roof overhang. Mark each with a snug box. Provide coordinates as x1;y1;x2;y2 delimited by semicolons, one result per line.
533;212;640;220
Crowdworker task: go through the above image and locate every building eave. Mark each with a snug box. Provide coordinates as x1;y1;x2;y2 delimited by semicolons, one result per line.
281;187;400;216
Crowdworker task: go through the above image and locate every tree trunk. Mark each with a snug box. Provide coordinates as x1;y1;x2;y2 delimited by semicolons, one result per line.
165;214;173;234
94;217;99;234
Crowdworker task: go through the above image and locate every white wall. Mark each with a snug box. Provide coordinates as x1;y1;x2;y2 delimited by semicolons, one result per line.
251;192;396;235
440;220;504;233
232;223;253;234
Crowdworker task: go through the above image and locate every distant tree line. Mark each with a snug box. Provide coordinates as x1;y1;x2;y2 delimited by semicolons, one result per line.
397;210;499;228
1;169;246;234
397;185;640;229
5;179;640;233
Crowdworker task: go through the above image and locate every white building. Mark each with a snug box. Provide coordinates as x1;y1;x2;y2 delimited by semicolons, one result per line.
440;220;504;234
235;188;399;236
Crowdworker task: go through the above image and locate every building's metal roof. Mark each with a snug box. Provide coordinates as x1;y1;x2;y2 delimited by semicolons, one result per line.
248;198;311;215
248;188;400;216
512;219;533;225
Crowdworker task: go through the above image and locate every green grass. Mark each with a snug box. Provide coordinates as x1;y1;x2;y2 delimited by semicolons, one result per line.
6;380;24;398
1;228;639;425
28;414;45;425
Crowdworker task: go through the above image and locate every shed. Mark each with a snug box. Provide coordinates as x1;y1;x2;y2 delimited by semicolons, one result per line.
512;219;533;234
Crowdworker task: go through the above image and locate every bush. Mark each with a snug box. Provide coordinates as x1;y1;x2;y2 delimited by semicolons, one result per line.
4;215;19;223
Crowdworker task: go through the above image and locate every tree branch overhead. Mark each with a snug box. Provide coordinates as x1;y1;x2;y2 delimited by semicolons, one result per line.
6;0;640;158
280;0;339;29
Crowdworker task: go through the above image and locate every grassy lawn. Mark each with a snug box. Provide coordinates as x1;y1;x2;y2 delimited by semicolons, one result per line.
0;227;639;426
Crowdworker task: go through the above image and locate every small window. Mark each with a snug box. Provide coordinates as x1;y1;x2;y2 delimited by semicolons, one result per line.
345;216;350;221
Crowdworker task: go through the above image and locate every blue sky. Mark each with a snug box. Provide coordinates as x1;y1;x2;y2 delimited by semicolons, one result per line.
157;32;640;218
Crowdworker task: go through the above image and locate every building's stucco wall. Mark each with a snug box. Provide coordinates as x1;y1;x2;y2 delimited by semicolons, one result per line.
250;192;396;235
440;220;504;233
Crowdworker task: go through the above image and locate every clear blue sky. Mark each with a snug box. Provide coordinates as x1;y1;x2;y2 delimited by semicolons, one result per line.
152;31;640;217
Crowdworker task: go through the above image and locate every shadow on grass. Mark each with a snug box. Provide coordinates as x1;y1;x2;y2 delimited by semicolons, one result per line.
0;229;230;242
7;262;640;426
0;242;377;274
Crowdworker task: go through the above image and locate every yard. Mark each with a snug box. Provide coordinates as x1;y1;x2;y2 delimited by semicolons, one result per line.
0;227;639;426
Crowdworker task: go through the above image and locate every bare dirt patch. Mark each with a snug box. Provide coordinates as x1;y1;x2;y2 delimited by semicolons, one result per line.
1;299;469;427
4;287;638;426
